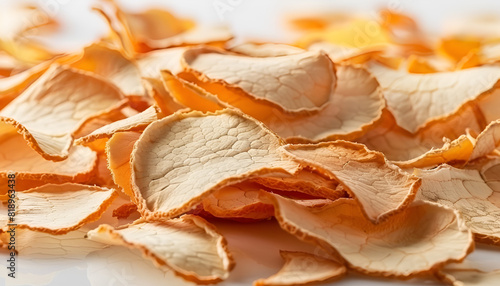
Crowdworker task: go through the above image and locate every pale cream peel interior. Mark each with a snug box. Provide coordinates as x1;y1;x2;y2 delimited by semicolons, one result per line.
69;43;145;97
137;47;187;79
262;193;473;278
75;105;158;145
0;183;117;234
0;64;127;161
416;159;500;245
249;168;343;201
265;64;385;142
356;105;483;165
368;63;500;133
131;109;300;219
181;63;385;143
182;47;336;113
469;119;500;160
0;60;50;110
86;215;234;284
281;140;421;223
202;183;275;220
0;125;97;190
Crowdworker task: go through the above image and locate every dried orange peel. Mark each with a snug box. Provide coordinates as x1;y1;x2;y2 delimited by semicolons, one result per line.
0;183;116;234
261;193;474;278
3;3;500;286
86;215;234;284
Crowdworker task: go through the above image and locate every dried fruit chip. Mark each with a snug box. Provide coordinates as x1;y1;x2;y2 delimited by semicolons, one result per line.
368;63;500;133
92;4;135;58
393;135;473;169
367;108;500;169
0;60;50;110
90;151;117;187
292;198;338;208
73;108;128;141
70;43;145;97
357;106;483;165
137;47;187;79
5;6;500;286
0;64;127;160
75;105;158;145
266;64;385;142
202;183;274;221
107;131;141;198
184;63;384;142
86;215;234;284
142;77;186;116
182;47;335;113
262;194;473;278
250;169;342;201
470;119;500;160
0;124;97;191
94;0;194;54
282;141;420;222
254;251;346;286
0;5;58;63
131;110;299;219
0;183;116;234
416;159;500;245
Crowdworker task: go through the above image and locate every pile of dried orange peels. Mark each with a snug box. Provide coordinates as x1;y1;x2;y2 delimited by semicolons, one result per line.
1;2;500;285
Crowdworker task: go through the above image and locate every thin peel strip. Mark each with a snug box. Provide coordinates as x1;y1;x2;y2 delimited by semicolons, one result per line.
86;215;234;284
0;183;117;234
262;193;473;278
131;109;300;219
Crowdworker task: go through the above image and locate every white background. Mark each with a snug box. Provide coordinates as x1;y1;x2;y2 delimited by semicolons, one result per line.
3;0;500;52
1;0;500;286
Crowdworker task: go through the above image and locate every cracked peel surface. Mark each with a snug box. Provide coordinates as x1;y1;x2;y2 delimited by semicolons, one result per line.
86;215;234;284
131;109;299;219
417;159;500;245
264;194;473;278
182;48;335;113
0;65;126;160
0;183;116;234
282;140;420;223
